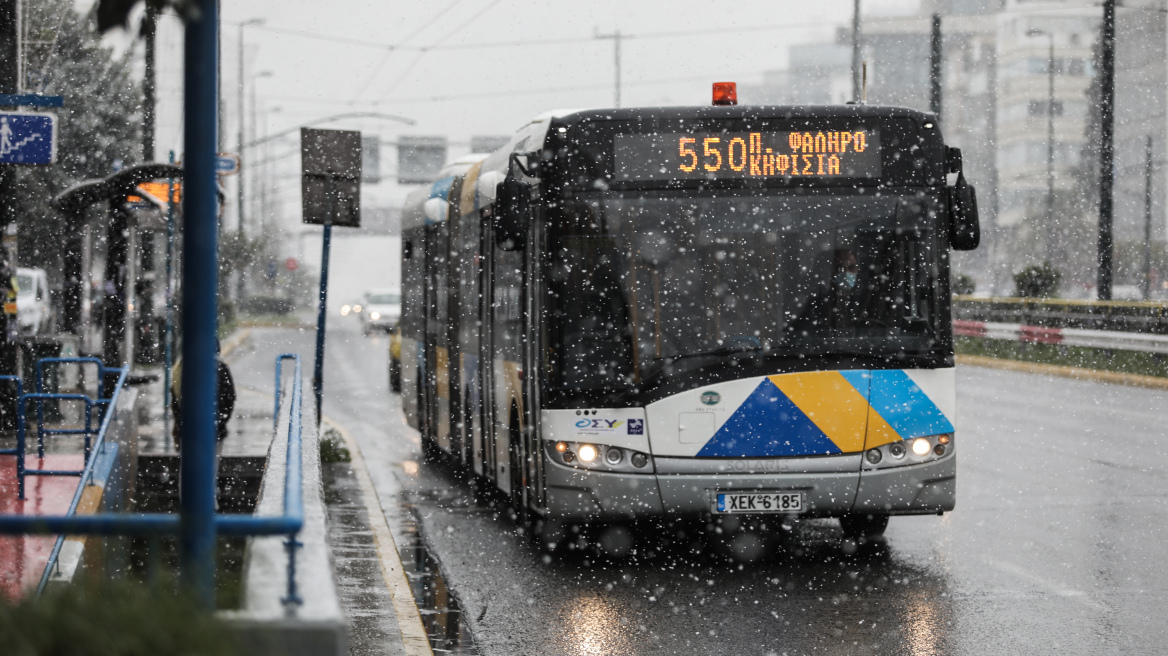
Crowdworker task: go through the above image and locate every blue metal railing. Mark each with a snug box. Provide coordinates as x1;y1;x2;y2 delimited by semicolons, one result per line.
0;375;24;457
34;366;128;595
6;358;119;500
0;354;308;605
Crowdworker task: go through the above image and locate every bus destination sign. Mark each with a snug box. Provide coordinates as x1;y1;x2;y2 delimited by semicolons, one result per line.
614;130;882;181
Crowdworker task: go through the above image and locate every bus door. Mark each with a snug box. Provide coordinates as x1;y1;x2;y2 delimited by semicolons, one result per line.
489;213;527;500
481;214;497;483
524;207;546;510
424;182;454;449
456;165;485;474
445;178;465;463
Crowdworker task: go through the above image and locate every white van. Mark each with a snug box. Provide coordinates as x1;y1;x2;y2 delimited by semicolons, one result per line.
16;267;52;335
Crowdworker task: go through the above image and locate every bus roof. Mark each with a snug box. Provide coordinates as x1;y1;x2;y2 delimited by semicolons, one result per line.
546;104;938;126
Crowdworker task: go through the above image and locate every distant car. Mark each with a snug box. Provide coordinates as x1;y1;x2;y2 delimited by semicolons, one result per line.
360;289;401;335
15;267;52;335
1111;285;1145;302
388;322;402;393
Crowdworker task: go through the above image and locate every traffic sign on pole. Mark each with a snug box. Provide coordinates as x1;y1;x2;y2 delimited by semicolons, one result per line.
285;257;299;271
216;153;240;175
0;112;56;165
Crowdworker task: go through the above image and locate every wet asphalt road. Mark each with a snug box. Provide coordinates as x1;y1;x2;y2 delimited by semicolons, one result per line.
230;323;1168;656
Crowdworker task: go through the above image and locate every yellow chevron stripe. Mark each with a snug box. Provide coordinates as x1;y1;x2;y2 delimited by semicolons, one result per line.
768;371;868;453
863;404;902;448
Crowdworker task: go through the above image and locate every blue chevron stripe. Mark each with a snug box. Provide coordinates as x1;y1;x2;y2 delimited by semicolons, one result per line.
866;370;954;439
696;379;841;457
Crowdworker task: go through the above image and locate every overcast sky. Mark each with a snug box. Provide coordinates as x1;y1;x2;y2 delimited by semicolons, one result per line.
99;0;920;227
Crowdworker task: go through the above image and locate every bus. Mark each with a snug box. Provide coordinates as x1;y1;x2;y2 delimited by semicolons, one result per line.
399;84;979;544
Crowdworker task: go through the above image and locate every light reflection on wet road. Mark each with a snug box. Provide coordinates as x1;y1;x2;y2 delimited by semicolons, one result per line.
230;324;1168;655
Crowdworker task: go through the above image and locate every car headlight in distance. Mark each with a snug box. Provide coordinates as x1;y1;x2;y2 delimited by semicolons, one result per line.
341;305;351;316
370;311;381;320
911;437;932;456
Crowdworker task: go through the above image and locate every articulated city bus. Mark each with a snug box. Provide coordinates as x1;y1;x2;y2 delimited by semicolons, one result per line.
399;87;979;542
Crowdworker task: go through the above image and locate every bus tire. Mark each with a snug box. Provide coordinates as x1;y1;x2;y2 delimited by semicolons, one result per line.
839;513;889;541
389;357;401;393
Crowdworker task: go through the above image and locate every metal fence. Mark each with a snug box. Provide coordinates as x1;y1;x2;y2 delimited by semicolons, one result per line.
953;295;1168;334
0;353;308;604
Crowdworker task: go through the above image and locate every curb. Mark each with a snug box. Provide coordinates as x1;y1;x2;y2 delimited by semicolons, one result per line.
956;354;1168;390
220;327;253;360
322;416;433;656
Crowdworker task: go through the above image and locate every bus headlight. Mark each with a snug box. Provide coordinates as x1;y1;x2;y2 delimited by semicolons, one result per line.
545;440;653;474
911;437;932;456
578;444;598;463
862;434;953;470
604;447;624;465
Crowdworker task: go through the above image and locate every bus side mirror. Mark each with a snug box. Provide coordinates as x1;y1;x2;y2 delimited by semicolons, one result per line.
495;176;531;251
948;173;980;251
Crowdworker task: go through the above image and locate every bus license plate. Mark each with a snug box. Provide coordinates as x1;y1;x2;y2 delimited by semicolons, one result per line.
716;491;803;514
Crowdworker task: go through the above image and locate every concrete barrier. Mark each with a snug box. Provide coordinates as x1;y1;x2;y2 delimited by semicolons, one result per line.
227;376;346;655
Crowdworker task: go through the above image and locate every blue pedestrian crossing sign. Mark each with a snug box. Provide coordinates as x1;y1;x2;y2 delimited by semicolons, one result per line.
0;112;56;165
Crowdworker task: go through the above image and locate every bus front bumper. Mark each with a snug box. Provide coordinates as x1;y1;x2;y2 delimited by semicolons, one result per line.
541;451;955;521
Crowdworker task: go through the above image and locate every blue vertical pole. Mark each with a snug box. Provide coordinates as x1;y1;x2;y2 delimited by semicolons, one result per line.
180;0;220;607
312;223;332;426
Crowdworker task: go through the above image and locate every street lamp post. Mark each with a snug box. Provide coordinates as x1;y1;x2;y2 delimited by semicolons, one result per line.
250;71;272;238
1029;28;1056;263
237;18;263;239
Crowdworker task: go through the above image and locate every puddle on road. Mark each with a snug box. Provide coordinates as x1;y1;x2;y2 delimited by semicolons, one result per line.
394;504;480;655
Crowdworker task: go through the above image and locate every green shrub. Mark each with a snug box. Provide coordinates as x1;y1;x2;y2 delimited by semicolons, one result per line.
1013;262;1061;298
0;579;240;656
951;273;976;296
320;427;351;463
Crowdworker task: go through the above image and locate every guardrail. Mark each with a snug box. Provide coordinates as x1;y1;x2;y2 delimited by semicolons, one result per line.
953;295;1168;334
954;320;1168;354
0;354;308;605
33;365;127;595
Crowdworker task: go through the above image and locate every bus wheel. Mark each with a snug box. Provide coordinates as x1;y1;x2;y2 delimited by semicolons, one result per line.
839;513;889;541
421;435;442;464
389;358;401;393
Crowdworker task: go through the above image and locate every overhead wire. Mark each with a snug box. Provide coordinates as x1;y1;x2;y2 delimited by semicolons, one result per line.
373;0;507;104
349;0;468;102
231;18;843;53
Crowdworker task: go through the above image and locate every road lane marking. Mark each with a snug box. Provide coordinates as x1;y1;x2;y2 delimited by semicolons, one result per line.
325;415;434;656
984;557;1106;612
219;327;253;360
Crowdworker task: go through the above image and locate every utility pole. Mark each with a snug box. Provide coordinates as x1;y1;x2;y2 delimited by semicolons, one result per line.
143;5;157;161
139;5;158;364
595;29;622;108
1143;135;1154;300
929;13;942;118
0;0;18;231
237;19;262;237
1046;33;1055;263
1097;0;1116;300
0;0;18;386
852;0;862;103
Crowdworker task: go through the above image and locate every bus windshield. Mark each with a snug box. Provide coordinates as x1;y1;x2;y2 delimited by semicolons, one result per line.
547;189;948;406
